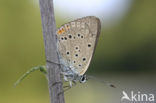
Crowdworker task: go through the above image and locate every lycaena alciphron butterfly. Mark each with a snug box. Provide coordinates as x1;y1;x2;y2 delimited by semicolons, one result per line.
14;16;115;91
54;16;101;90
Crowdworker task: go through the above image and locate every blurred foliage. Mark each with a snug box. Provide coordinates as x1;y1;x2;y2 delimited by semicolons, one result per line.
92;0;156;73
0;0;156;103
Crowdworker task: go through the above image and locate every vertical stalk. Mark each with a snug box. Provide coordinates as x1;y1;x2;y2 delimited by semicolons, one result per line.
39;0;65;103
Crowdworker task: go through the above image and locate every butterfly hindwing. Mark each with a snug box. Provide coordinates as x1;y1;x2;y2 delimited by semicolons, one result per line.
57;16;101;75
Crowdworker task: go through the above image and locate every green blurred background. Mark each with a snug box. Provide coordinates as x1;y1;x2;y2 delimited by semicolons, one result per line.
0;0;156;103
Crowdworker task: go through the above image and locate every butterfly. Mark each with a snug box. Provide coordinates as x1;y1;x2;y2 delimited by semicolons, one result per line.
56;16;101;89
14;16;115;90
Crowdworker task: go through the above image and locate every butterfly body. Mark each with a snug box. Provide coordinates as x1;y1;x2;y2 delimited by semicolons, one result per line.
56;16;101;86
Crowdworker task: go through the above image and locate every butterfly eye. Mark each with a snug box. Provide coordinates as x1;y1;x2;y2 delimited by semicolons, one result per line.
81;76;85;81
80;75;87;83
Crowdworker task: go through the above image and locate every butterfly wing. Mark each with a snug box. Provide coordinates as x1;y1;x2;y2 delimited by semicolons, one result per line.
57;16;101;75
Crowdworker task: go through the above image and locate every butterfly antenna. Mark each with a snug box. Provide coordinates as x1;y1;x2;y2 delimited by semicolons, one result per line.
87;75;116;88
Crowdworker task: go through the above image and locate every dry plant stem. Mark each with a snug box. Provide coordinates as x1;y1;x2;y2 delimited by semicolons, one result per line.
39;0;65;103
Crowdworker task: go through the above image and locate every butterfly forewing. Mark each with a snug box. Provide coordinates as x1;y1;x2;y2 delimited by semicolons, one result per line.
57;16;101;75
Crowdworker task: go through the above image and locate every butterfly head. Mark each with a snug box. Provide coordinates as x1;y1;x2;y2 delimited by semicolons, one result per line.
79;75;88;83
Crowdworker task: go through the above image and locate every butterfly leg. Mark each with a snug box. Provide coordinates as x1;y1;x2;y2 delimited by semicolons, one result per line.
64;81;72;91
58;81;72;95
63;86;71;92
63;81;77;92
72;80;77;86
58;80;78;96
